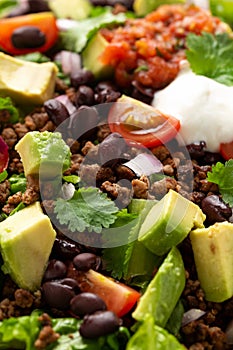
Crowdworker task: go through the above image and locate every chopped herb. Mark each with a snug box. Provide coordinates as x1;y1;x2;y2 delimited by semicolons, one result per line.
63;175;80;185
9;202;25;216
0;170;7;183
135;65;149;73
54;187;119;233
8;173;27;194
15;52;51;63
186;32;233;86
207;159;233;206
0;97;19;124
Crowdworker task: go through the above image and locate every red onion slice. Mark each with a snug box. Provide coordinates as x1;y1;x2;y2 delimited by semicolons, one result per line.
0;137;9;173
55;51;81;76
181;308;206;327
55;95;76;115
123;153;163;177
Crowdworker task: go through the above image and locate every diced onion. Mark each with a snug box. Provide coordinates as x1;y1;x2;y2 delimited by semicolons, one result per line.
123;153;163;177
181;308;206;327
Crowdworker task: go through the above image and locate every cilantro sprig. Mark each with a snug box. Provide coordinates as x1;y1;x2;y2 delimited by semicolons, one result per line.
186;32;233;86
54;187;119;233
207;160;233;206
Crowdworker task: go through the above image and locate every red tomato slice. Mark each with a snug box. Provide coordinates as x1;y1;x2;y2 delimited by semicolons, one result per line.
108;95;180;148
0;12;58;55
220;141;233;160
67;266;140;317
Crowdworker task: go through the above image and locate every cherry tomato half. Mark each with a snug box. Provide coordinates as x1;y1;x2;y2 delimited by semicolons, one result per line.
108;95;180;148
220;141;233;160
68;267;141;317
0;12;58;55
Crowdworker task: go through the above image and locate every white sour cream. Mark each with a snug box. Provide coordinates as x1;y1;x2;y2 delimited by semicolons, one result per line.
152;65;233;152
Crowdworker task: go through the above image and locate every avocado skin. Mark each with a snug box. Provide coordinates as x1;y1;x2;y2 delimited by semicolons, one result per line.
190;221;233;302
132;247;185;327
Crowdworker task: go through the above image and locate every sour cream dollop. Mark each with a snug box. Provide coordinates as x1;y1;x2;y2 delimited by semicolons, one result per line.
152;65;233;152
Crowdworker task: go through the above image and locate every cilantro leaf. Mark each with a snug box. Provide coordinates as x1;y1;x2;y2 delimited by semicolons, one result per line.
54;187;119;233
60;11;126;53
186;32;233;86
102;210;139;279
207;160;233;206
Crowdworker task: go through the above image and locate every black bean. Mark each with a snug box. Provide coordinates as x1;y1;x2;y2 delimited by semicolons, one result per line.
59;278;80;293
70;69;94;88
28;0;50;12
44;99;70;126
42;281;75;310
98;132;127;165
68;106;98;140
51;237;81;260
75;86;95;106
43;259;67;282
73;253;101;272
95;81;118;93
11;26;45;49
70;292;107;317
201;195;232;225
79;311;121;339
186;141;206;160
90;0;133;9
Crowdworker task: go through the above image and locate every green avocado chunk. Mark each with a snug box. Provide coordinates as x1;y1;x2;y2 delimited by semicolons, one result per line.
15;131;71;178
82;32;113;80
132;247;185;327
133;0;185;16
190;221;233;302
138;189;206;256
0;202;56;291
49;0;92;20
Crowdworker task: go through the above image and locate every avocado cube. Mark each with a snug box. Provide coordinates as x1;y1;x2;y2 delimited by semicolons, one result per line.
138;189;206;256
0;52;58;105
82;32;113;80
190;222;233;302
15;131;71;178
0;202;56;291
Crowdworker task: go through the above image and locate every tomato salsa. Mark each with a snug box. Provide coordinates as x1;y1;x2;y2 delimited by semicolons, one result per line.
100;4;228;90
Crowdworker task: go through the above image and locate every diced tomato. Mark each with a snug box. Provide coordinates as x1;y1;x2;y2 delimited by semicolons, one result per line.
67;266;141;317
108;95;180;148
100;42;130;66
0;12;58;55
220;141;233;160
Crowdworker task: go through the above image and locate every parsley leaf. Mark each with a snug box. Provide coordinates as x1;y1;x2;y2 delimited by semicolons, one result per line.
207;160;233;206
54;187;119;233
186;32;233;86
60;11;126;53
